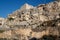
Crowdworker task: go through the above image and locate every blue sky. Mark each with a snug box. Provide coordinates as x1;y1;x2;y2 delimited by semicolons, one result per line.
0;0;54;18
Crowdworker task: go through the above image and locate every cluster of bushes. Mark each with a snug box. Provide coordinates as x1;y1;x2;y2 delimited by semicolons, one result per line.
41;35;57;40
0;38;7;40
0;30;5;33
8;17;14;21
29;35;60;40
0;38;18;40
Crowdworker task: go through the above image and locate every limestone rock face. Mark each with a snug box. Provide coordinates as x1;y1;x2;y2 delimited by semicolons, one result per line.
0;1;60;40
0;18;4;25
20;3;34;11
0;18;8;30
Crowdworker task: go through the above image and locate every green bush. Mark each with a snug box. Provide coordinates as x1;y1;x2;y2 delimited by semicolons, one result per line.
0;38;7;40
8;17;14;21
41;35;57;40
0;30;5;33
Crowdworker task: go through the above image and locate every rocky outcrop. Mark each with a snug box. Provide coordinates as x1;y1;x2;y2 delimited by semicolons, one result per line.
0;0;60;40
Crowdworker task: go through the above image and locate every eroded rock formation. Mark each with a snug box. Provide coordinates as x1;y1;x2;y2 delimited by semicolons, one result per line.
0;0;60;40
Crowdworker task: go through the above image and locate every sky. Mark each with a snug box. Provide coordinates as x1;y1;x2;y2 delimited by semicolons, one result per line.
0;0;54;18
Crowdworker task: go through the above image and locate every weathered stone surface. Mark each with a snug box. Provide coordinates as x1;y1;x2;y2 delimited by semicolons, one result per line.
0;0;60;40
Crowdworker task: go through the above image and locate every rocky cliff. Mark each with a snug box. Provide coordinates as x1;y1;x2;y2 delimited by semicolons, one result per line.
0;0;60;40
